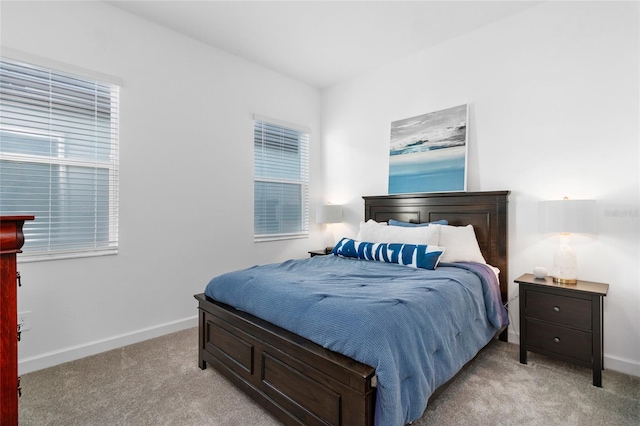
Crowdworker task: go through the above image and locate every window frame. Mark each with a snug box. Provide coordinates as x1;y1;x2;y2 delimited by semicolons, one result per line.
0;55;120;261
253;114;310;242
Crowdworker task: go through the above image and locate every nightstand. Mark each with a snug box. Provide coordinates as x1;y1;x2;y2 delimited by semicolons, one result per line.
308;249;330;257
516;273;609;387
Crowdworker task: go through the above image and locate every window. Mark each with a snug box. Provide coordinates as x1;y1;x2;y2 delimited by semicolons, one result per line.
0;57;119;259
254;115;309;241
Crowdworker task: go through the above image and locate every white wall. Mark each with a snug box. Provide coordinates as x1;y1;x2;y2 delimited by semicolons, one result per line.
3;1;639;379
321;2;640;376
1;1;324;373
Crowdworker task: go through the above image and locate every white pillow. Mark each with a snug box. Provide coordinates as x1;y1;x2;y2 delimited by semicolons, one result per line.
437;224;486;264
356;219;387;241
356;219;440;246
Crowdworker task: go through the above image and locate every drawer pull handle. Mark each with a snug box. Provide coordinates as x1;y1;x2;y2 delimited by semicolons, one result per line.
553;306;560;313
554;337;560;343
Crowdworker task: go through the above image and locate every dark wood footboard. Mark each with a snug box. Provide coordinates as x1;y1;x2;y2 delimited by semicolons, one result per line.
195;293;376;426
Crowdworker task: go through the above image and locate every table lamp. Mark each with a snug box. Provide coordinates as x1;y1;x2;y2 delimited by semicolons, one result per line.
539;197;597;284
316;204;342;253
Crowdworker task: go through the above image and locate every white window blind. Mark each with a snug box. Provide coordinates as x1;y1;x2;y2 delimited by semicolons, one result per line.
254;117;309;241
0;57;119;259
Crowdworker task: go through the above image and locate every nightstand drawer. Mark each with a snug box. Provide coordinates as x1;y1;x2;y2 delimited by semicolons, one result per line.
526;319;592;362
526;290;591;330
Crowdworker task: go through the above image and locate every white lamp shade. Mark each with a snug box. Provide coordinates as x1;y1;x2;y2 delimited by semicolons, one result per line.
316;204;342;224
539;199;597;234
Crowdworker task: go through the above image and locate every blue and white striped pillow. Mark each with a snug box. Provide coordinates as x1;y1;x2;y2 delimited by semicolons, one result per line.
331;237;444;270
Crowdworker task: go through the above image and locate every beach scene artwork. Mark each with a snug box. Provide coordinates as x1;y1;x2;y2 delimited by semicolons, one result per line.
388;104;468;194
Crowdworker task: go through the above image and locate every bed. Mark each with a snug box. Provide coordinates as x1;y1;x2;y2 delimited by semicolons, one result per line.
195;190;510;425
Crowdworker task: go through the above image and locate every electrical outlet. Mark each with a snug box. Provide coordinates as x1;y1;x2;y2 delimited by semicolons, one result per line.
18;311;31;331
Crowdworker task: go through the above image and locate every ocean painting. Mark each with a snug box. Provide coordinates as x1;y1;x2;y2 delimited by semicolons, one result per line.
388;104;468;194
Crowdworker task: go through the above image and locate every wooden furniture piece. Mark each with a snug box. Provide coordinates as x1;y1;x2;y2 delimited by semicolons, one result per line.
196;191;509;425
1;215;33;425
516;273;608;387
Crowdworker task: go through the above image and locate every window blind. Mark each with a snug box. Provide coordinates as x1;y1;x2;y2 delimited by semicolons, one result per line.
254;118;309;241
0;57;119;259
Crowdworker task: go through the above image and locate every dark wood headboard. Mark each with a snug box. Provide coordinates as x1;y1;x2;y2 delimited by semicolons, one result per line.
363;191;510;311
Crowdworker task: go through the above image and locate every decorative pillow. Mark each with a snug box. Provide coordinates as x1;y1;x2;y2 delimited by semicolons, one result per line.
331;237;444;270
437;224;486;264
388;219;448;227
356;219;440;245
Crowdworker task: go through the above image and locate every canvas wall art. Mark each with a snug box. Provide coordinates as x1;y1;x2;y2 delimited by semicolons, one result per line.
388;104;468;194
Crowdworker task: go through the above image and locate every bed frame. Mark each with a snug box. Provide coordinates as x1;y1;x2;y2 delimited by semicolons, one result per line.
195;190;509;425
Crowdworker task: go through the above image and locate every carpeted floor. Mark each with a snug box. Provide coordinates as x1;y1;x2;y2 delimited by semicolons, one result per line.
18;327;640;425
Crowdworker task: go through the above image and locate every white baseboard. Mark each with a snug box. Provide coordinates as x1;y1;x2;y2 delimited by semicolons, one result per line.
507;328;519;345
507;328;640;378
18;315;198;375
603;353;640;378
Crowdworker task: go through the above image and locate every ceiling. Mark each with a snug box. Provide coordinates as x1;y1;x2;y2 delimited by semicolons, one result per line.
106;1;541;89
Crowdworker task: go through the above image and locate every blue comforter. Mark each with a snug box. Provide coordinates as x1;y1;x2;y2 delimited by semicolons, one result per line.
205;255;508;425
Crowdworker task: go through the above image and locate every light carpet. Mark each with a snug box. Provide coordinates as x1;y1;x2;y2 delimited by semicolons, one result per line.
19;327;640;425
